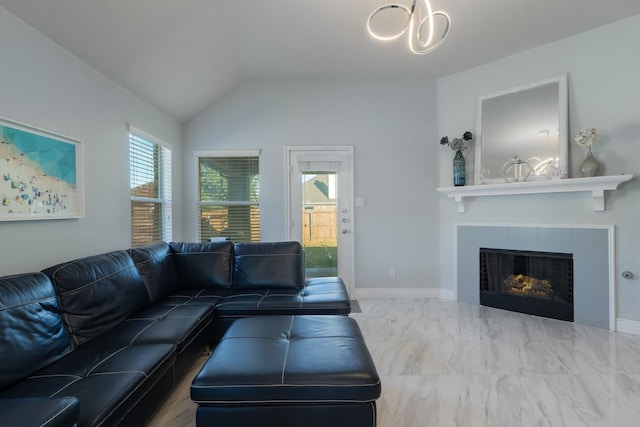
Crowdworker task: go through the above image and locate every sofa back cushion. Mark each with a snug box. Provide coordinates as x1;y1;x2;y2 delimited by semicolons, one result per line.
128;242;179;303
232;241;305;289
0;273;74;390
170;241;234;289
42;250;150;346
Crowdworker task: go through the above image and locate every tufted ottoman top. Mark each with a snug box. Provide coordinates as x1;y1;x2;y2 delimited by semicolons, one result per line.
190;315;380;404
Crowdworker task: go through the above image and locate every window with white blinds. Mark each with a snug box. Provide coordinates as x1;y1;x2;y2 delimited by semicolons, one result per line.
129;129;172;247
197;151;260;243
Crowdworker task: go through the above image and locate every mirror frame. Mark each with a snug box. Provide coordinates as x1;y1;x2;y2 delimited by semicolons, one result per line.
474;73;569;184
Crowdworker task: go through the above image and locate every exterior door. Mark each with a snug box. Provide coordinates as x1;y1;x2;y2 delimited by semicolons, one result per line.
285;147;354;297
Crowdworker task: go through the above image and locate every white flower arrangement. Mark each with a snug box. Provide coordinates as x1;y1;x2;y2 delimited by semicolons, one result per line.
574;128;598;148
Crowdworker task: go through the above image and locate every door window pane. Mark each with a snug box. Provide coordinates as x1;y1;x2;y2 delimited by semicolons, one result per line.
301;172;337;277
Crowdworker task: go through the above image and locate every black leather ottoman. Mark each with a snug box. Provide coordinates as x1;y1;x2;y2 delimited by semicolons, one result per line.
191;315;381;427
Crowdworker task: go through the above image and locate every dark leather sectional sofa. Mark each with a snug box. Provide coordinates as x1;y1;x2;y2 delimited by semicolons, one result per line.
0;241;351;427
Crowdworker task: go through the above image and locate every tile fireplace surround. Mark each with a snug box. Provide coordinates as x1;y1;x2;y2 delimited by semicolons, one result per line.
456;225;612;329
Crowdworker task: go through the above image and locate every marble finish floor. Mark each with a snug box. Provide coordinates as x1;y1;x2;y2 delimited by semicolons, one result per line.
148;298;640;426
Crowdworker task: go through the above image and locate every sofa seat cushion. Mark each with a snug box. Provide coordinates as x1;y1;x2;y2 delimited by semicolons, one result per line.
0;343;175;427
215;277;350;317
42;250;151;345
191;316;380;403
162;288;228;307
0;272;74;390
301;277;351;312
88;302;213;355
0;397;79;427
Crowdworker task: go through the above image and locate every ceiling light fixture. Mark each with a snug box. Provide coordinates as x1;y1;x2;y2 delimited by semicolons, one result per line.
366;0;451;55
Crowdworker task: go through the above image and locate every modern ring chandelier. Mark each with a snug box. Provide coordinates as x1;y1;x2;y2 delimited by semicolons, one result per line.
366;0;451;54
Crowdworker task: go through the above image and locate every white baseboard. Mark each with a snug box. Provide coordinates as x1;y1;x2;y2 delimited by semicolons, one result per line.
355;287;455;300
616;318;640;335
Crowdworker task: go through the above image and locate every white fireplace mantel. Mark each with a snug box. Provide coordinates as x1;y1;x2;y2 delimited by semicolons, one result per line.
437;174;634;213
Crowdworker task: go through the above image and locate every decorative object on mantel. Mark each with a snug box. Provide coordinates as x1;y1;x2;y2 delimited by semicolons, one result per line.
501;155;534;183
575;128;600;177
452;150;466;186
441;131;473;186
366;0;451;55
476;167;491;181
544;164;568;180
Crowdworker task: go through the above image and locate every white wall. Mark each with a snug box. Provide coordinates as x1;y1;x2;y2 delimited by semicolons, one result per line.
185;78;440;290
0;8;183;275
437;16;640;321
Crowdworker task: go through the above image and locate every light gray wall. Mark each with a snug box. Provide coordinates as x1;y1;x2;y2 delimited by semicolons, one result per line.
2;3;637;318
184;78;440;289
437;16;640;321
0;8;183;275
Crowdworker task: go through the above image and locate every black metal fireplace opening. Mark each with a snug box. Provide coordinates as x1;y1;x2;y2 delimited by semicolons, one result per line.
479;248;574;322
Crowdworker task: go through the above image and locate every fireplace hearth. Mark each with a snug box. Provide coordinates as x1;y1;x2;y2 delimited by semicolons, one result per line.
479;248;574;321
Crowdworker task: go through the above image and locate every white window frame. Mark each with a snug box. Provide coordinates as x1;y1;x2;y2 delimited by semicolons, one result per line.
195;150;260;243
129;126;172;246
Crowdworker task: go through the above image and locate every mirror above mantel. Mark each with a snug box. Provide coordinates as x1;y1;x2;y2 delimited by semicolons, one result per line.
475;74;569;184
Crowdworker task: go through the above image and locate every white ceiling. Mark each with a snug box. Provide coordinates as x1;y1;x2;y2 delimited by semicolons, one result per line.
1;0;638;123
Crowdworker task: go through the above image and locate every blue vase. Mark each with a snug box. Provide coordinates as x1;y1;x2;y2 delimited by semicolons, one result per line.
453;150;466;186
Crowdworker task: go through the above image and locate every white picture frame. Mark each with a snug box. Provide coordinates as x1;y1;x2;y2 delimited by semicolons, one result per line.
0;117;84;221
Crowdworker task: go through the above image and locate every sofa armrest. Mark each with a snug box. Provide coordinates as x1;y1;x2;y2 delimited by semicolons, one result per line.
0;397;79;427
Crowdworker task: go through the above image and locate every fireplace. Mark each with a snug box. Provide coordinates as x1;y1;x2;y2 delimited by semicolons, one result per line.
479;248;574;321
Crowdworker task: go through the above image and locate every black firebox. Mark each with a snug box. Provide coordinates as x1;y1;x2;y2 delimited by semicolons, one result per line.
479;248;574;321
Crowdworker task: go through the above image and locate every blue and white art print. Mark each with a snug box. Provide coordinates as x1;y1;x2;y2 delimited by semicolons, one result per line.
0;118;83;220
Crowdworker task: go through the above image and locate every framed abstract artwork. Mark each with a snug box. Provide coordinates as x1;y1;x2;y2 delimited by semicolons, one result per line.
0;117;83;221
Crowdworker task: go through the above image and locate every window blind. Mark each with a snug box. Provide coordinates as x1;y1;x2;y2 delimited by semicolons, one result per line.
197;155;260;243
129;131;172;247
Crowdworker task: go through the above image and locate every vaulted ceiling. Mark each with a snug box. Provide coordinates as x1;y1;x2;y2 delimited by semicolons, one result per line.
1;0;638;123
